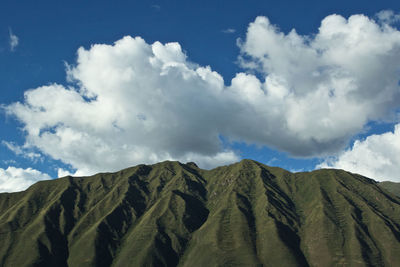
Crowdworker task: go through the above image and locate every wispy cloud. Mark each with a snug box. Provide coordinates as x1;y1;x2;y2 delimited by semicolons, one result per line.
376;10;400;24
151;4;161;11
8;28;19;51
2;141;41;161
266;157;278;165
222;28;236;34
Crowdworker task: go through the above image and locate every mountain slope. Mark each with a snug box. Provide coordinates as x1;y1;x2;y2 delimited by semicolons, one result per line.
379;181;400;197
1;160;400;266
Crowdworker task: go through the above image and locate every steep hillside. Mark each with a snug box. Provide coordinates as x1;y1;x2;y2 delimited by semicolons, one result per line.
379;181;400;197
1;160;400;266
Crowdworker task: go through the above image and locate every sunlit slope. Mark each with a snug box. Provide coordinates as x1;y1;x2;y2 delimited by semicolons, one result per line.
1;160;400;266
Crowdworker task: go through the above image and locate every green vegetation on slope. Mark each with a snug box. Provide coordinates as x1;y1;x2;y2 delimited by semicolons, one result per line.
1;160;400;267
379;181;400;197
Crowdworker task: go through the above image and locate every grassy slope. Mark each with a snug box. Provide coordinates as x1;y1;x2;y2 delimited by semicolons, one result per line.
379;181;400;197
1;160;400;266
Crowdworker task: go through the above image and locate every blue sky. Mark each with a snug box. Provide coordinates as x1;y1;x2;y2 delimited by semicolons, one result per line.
1;0;400;191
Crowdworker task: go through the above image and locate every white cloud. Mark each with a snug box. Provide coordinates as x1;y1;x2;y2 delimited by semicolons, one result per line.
318;124;400;182
237;14;400;155
222;28;236;34
2;141;42;160
376;10;400;24
5;13;400;177
0;166;51;193
8;28;19;51
6;37;239;175
57;168;73;178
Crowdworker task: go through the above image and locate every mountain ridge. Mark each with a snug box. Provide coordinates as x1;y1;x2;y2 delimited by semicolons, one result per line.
1;159;400;266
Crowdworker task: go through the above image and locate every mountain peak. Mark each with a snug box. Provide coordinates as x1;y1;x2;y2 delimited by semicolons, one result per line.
1;160;400;266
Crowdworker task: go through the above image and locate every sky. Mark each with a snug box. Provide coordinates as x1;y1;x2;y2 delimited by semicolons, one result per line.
1;0;400;192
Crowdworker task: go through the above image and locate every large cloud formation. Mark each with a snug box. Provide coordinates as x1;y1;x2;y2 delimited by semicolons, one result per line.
5;13;400;180
7;38;239;175
238;14;400;155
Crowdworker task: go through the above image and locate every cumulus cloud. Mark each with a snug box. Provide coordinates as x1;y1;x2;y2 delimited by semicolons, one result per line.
6;37;239;175
237;14;400;155
318;124;400;182
5;13;400;177
8;28;19;51
0;166;51;193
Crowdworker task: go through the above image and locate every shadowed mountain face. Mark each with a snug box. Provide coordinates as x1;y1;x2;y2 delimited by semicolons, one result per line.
1;160;400;267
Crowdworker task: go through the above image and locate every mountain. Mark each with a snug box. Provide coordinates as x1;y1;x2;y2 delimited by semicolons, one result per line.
1;160;400;267
379;181;400;197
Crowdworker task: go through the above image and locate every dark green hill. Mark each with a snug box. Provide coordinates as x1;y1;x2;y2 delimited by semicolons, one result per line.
1;160;400;266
